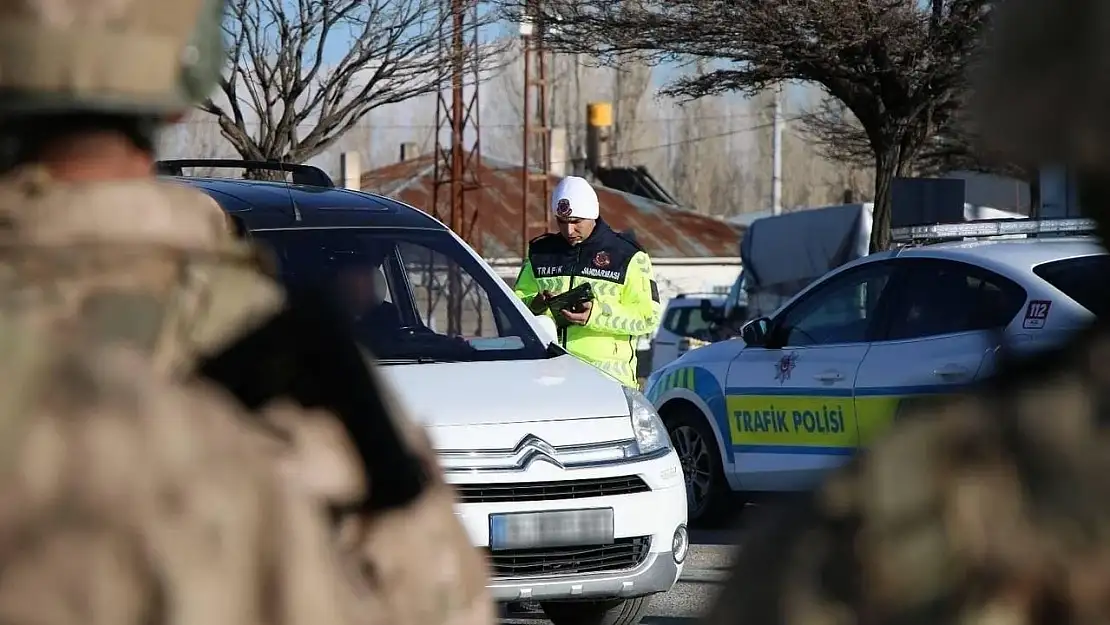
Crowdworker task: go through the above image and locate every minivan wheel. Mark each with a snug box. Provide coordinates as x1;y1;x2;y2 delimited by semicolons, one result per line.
665;409;731;526
541;597;650;625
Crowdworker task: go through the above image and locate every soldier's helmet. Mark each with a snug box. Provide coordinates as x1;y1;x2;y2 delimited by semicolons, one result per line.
0;0;226;120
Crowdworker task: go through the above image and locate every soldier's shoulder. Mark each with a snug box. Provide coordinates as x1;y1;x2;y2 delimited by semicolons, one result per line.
108;178;238;245
0;172;238;250
0;315;278;488
0;335;364;625
707;325;1110;625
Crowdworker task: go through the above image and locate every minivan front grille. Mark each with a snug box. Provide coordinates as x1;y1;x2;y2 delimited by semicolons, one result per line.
454;476;650;503
485;536;651;578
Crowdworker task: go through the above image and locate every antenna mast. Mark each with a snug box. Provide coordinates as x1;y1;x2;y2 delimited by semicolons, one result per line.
431;0;482;335
520;0;552;258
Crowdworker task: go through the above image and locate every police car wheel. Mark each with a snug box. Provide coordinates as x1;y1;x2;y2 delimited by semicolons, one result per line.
664;408;730;526
541;597;650;625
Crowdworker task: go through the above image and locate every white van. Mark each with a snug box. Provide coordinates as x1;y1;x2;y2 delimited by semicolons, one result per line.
172;161;690;625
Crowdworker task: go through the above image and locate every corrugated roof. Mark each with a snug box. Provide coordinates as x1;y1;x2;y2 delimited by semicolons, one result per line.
360;156;743;258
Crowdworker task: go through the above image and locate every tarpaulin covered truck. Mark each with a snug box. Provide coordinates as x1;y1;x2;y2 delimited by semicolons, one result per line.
717;202;1029;329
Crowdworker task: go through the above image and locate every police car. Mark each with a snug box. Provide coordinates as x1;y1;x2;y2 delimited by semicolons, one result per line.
157;159;688;625
645;217;1106;523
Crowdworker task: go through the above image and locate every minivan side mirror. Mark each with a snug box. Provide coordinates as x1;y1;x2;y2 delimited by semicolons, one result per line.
740;317;771;346
533;314;559;346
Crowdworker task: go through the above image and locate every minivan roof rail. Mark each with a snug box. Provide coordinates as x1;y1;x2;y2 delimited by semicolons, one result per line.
891;217;1098;245
155;159;335;188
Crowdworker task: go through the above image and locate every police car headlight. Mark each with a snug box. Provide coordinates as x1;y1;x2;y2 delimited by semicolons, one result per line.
623;386;672;457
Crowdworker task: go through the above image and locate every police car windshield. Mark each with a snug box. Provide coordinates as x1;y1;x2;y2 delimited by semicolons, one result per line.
252;227;550;363
1033;254;1110;317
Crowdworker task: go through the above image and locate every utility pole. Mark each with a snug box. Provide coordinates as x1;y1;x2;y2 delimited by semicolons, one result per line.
432;0;482;334
613;66;622;166
520;0;552;258
771;83;784;215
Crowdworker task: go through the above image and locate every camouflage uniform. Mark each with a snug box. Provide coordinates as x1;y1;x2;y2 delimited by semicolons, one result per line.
0;1;492;624
0;326;370;625
705;2;1110;624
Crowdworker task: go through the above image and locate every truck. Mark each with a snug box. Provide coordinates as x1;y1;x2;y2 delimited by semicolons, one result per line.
714;202;1030;334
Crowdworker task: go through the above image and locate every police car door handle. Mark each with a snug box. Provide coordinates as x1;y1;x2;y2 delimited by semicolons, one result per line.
932;364;969;378
813;370;843;382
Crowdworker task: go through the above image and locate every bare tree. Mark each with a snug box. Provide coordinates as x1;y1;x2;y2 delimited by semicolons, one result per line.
496;0;990;251
739;89;774;212
669;59;738;214
612;58;653;165
800;77;1030;180
548;52;595;170
489;44;583;167
803;85;1035;201
494;45;665;174
491;46;868;215
787;90;878;208
157;112;237;176
798;97;874;169
201;0;501;167
915;96;1036;182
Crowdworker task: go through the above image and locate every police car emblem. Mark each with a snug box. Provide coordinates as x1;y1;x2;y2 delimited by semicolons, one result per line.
555;198;573;218
593;251;611;268
774;353;797;384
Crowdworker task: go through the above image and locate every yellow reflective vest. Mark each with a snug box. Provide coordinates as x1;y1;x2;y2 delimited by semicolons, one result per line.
514;221;661;387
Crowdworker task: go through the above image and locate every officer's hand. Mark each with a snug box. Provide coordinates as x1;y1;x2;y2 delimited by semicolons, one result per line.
530;290;554;314
560;301;592;325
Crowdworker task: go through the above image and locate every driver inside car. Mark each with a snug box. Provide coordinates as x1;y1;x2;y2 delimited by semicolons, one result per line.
330;252;479;361
334;257;403;348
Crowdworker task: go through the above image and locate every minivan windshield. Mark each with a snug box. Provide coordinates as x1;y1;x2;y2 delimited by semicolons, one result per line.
253;227;550;363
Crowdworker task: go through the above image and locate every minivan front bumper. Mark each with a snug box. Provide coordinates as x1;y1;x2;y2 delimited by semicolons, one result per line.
446;449;688;602
487;547;680;602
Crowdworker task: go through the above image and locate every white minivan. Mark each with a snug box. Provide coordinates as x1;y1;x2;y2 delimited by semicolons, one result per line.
173;161;690;625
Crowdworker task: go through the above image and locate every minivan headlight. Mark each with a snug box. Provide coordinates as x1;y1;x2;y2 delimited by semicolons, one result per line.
623;386;672;457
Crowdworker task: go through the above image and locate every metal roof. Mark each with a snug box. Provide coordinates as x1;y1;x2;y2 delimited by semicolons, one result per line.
167;176;445;231
359;156;744;259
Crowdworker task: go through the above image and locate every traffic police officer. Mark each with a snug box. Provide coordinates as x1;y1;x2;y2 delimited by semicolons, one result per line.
514;176;661;387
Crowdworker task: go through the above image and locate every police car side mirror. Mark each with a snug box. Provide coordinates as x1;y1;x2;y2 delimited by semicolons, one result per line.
533;314;559;346
740;317;771;346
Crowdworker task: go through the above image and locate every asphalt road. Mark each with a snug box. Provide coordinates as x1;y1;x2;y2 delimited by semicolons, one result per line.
500;528;742;625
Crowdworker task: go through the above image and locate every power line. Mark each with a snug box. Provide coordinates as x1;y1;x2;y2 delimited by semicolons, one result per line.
173;111;772;130
166;113;810;167
545;114;809;166
318;114;809;171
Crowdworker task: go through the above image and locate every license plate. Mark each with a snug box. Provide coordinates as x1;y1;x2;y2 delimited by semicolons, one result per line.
489;508;614;551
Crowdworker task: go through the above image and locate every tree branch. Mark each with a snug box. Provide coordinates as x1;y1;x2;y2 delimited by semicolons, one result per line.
198;0;507;165
491;0;990;249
